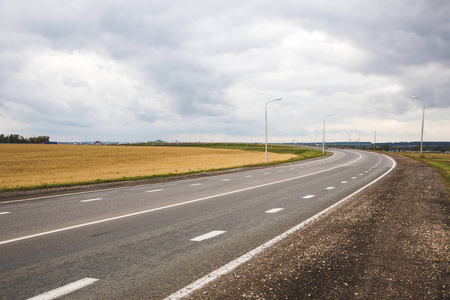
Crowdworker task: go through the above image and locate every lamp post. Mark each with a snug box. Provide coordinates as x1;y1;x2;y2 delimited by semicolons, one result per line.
412;96;425;158
371;125;376;150
265;98;282;164
322;114;332;154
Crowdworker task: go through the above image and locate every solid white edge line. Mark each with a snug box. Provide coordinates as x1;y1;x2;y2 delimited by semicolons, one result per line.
190;230;226;242
27;278;99;300
163;154;396;300
0;151;361;246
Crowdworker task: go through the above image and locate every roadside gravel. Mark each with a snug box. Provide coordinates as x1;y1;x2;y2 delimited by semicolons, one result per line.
187;154;449;299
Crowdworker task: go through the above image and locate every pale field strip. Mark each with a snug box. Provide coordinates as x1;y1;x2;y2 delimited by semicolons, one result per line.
0;145;295;189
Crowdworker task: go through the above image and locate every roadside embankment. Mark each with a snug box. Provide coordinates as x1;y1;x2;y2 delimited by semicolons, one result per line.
188;154;449;299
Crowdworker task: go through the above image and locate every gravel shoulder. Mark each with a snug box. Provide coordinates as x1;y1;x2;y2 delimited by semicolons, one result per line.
187;154;449;299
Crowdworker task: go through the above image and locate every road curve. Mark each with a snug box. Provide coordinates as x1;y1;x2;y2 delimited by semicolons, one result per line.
0;149;395;299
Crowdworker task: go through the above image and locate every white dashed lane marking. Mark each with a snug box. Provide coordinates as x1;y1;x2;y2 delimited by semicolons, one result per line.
325;187;335;190
80;198;103;203
351;177;357;179
302;195;316;199
265;208;284;214
221;179;231;182
146;189;163;193
189;183;203;187
28;278;99;300
190;231;226;242
0;212;11;215
263;173;270;175
245;175;252;178
341;181;348;184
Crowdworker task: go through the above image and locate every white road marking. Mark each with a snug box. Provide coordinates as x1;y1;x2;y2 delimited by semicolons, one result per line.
302;195;316;199
289;168;294;170
325;187;335;190
245;175;252;178
0;152;363;246
263;172;270;175
364;171;369;173
0;212;11;215
80;198;102;203
221;179;231;182
190;230;226;242
278;170;283;172
265;208;284;214
359;173;364;176
351;177;357;179
163;154;397;300
28;278;99;300
146;189;164;193
341;181;348;183
190;183;203;186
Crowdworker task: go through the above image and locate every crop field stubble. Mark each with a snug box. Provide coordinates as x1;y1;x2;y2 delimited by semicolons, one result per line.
0;144;297;190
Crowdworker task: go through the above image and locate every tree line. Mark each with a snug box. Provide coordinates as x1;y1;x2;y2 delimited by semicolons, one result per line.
0;134;50;144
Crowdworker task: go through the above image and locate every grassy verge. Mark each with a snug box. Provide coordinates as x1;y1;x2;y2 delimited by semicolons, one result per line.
397;152;450;188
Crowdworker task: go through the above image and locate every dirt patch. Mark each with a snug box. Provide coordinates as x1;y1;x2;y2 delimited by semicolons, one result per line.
187;154;449;299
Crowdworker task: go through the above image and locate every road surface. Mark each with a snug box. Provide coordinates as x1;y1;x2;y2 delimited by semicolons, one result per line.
0;149;395;299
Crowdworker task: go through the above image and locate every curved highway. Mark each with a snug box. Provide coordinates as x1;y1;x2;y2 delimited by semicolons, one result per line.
0;149;395;299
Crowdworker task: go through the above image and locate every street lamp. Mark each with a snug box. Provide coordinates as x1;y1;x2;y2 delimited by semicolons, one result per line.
322;114;332;154
412;96;425;158
371;125;376;150
265;98;282;164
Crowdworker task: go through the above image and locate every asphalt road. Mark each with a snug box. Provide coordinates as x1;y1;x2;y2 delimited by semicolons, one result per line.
0;149;395;300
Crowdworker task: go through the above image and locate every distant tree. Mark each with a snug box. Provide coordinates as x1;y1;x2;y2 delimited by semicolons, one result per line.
0;134;50;144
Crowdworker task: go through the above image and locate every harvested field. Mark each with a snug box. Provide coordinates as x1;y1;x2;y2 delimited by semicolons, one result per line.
0;144;295;190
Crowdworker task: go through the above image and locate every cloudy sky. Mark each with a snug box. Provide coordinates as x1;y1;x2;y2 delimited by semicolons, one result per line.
1;0;449;143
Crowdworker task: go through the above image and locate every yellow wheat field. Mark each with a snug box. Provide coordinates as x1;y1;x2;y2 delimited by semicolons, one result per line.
0;144;295;189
